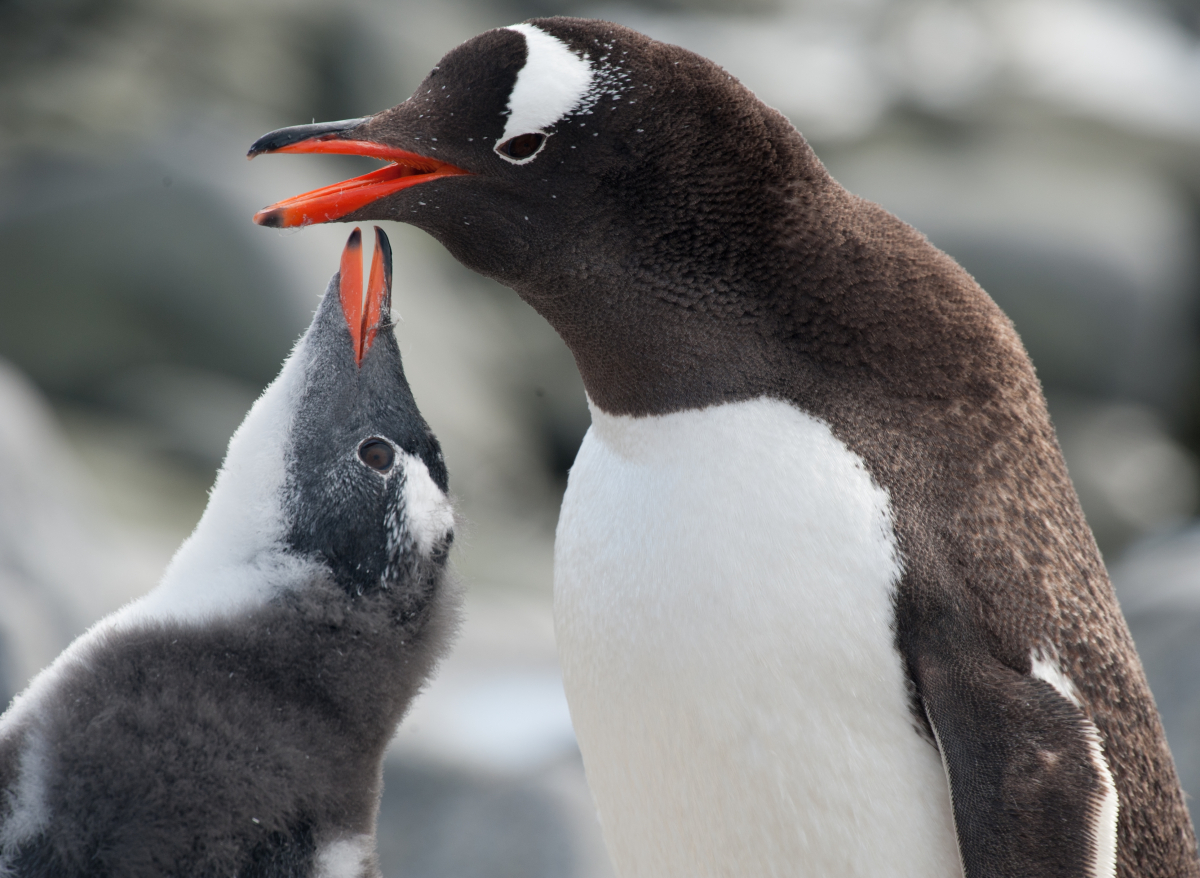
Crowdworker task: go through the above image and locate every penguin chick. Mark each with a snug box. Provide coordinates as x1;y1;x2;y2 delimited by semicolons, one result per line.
0;228;456;878
246;18;1200;878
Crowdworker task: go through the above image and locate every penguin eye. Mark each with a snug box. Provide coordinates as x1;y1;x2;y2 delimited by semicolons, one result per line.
496;133;546;162
358;439;395;473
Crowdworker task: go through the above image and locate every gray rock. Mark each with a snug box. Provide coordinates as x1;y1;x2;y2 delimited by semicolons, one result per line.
0;359;119;700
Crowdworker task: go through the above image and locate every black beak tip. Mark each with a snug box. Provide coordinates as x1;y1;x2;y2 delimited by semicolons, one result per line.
247;117;372;159
374;226;393;284
254;209;285;228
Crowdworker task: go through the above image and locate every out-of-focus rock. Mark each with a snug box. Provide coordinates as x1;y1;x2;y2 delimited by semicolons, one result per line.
592;0;1200;145
998;0;1200;141
0;0;370;160
1052;398;1199;550
382;593;611;878
0;160;308;405
390;595;576;773
100;364;261;468
377;753;610;878
0;359;134;701
825;143;1198;418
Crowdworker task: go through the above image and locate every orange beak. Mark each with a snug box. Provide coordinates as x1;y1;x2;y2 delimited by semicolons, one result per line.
339;227;393;366
252;133;470;228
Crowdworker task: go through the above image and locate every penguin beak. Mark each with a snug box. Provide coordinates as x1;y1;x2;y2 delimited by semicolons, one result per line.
248;118;471;228
338;226;392;367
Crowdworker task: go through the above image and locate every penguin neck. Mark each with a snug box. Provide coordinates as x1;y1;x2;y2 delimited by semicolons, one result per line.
131;342;316;626
525;175;851;418
526;167;1019;420
555;304;784;418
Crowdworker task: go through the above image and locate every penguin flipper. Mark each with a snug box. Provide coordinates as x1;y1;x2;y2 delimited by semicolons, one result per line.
916;648;1117;878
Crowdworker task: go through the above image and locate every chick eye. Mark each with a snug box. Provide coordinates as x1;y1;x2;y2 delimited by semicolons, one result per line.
358;439;395;473
496;133;546;162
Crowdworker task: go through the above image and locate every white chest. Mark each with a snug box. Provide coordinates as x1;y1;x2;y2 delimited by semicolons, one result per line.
554;397;962;878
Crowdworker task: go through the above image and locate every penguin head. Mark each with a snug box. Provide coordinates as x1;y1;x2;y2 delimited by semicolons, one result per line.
150;228;451;620
281;227;452;597
248;18;817;299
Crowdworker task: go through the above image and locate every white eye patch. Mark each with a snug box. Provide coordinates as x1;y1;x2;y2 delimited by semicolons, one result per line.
497;23;594;163
401;453;454;556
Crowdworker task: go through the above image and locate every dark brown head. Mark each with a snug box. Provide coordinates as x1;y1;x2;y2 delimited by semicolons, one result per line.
249;18;846;414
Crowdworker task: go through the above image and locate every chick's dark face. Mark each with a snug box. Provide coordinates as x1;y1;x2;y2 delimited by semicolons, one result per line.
283;235;451;598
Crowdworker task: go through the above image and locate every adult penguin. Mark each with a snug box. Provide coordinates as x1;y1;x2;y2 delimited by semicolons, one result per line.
0;229;457;877
248;19;1200;878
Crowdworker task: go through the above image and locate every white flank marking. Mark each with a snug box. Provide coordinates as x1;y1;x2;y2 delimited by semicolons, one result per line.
400;454;454;556
1029;648;1118;878
497;24;593;162
1030;648;1083;707
315;833;374;878
555;397;963;877
1085;727;1120;878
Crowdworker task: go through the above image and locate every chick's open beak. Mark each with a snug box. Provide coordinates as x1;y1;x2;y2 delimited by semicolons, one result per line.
338;226;393;366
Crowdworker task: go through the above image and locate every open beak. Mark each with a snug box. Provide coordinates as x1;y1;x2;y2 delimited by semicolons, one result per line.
250;118;470;228
339;226;393;366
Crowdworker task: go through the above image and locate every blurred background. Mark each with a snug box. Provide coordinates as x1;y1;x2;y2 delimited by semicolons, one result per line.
2;0;1200;872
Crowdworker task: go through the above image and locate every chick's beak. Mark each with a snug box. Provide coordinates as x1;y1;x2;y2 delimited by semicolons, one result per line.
338;226;393;366
250;118;470;228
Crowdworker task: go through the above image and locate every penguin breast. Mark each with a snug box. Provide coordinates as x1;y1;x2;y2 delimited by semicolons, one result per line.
553;396;962;878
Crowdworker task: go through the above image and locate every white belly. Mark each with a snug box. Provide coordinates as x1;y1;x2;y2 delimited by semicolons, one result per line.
554;397;962;878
